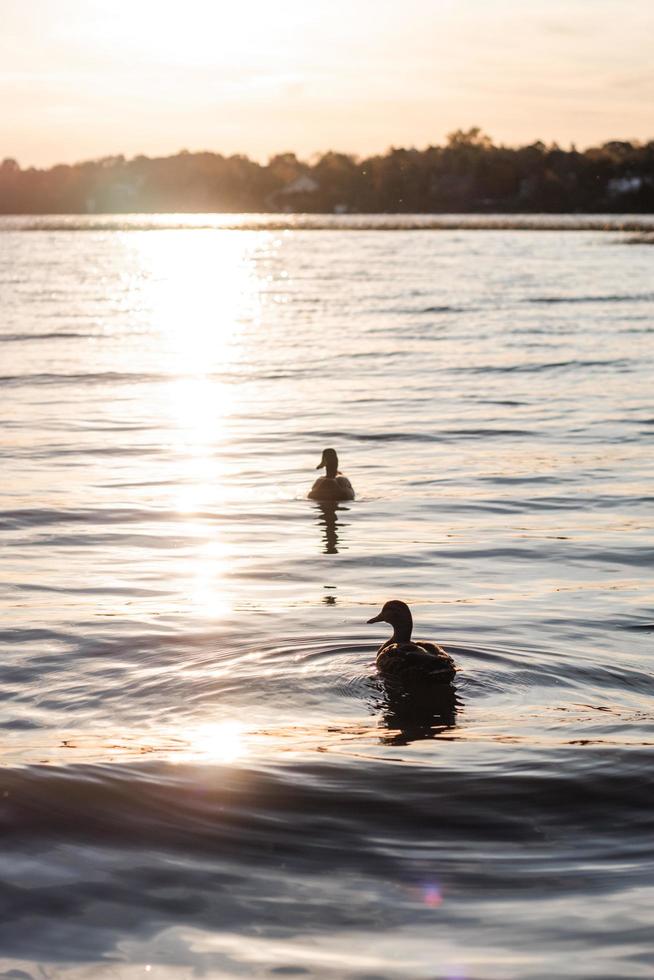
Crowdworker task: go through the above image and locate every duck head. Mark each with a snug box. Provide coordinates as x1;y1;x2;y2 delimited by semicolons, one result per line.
316;447;339;479
367;600;413;643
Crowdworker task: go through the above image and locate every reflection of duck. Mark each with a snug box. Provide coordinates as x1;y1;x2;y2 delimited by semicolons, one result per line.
313;501;348;554
376;682;459;745
308;448;355;502
367;600;457;684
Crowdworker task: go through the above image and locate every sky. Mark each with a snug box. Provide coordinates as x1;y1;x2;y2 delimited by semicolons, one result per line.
2;0;653;168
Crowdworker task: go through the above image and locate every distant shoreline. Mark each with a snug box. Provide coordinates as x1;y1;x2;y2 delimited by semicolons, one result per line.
2;213;654;234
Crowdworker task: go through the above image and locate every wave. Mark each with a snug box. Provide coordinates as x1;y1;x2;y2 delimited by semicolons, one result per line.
305;430;447;443
0;369;244;388
1;750;652;861
465;357;633;374
390;304;467;314
0;371;167;388
0;331;95;343
528;292;654;305
0;752;650;973
0;506;219;530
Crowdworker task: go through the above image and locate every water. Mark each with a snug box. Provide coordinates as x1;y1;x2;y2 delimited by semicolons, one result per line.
1;216;653;979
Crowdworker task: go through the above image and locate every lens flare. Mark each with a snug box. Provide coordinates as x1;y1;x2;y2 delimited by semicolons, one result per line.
423;883;443;908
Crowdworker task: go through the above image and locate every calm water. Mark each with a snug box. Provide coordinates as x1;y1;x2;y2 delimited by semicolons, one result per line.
1;216;653;979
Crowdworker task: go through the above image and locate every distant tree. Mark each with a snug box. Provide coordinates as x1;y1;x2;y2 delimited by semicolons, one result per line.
446;127;493;149
1;134;653;214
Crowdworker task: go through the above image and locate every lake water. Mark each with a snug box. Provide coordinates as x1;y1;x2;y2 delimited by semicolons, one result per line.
1;216;653;979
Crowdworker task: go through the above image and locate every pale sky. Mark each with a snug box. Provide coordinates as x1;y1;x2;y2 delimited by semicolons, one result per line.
2;0;653;167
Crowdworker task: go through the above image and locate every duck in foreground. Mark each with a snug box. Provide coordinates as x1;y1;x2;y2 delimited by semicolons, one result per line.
367;600;456;684
308;448;355;502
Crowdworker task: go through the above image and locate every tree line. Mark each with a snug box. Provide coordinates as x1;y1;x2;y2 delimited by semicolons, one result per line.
1;129;653;214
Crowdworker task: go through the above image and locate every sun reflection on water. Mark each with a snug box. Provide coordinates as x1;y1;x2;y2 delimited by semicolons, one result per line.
132;229;264;372
185;538;233;620
179;720;247;764
124;231;273;623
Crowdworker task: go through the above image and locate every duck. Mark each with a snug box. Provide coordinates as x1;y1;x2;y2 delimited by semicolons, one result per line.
367;600;456;684
308;448;355;502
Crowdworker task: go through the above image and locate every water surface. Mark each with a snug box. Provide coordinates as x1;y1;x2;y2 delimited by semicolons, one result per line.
1;216;653;978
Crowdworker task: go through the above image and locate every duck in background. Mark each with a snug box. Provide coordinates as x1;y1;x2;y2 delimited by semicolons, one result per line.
308;448;355;502
367;600;456;684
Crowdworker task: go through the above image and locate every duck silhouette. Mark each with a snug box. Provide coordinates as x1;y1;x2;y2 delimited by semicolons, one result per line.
367;600;456;684
308;448;355;502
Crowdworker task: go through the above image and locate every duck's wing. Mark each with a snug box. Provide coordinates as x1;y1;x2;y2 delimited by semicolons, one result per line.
309;476;325;497
418;640;453;662
407;642;456;680
418;642;457;678
335;475;355;499
412;643;456;684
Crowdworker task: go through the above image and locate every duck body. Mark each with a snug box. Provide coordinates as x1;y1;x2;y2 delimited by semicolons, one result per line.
309;474;354;502
308;448;355;502
376;638;456;684
368;600;456;685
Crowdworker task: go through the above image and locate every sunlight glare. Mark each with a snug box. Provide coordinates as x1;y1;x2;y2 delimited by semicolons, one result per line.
186;537;233;620
183;720;247;764
124;231;267;622
133;230;261;374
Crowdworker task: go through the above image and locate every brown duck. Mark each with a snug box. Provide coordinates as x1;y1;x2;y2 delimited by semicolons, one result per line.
367;600;456;684
308;448;355;502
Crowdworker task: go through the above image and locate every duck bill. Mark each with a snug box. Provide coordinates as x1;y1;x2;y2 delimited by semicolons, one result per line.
316;461;325;469
367;613;384;624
